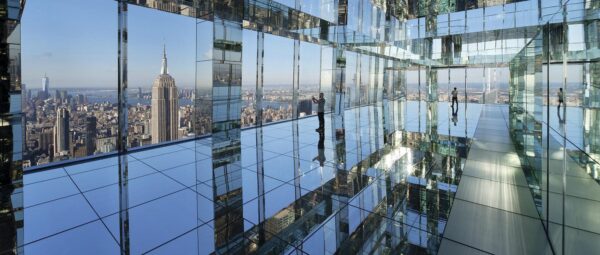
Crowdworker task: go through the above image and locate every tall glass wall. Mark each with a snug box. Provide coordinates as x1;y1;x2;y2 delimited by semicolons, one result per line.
509;2;600;253
22;0;118;166
262;34;293;123
22;0;414;169
127;5;196;147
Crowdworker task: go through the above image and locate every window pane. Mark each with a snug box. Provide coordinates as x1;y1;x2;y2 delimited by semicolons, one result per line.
23;0;117;166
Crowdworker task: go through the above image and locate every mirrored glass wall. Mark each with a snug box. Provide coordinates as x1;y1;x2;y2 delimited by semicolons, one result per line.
21;0;554;168
4;0;599;254
509;1;600;253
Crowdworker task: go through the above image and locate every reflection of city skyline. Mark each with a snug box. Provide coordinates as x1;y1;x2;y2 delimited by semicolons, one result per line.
24;78;589;167
23;83;321;166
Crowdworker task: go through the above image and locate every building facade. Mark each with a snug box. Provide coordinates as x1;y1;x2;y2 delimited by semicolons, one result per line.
151;46;179;143
53;107;69;156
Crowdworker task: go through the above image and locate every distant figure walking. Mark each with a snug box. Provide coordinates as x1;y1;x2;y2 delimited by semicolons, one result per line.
313;92;326;132
557;88;564;110
451;87;458;108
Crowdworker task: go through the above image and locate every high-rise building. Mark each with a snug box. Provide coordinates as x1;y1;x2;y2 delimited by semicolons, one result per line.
85;116;97;155
54;90;61;101
151;45;178;144
60;90;68;102
76;94;85;104
298;99;313;117
25;85;31;100
53;107;70;156
39;74;49;99
39;127;53;154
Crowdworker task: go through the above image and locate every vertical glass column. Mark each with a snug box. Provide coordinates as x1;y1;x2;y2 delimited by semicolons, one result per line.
426;66;438;103
0;0;24;253
291;32;302;219
255;30;264;126
395;62;407;132
382;59;393;143
332;46;346;171
331;46;346;129
254;28;266;244
583;62;600;179
210;9;244;252
117;1;130;253
369;56;377;105
509;30;544;222
292;37;300;119
425;39;439;137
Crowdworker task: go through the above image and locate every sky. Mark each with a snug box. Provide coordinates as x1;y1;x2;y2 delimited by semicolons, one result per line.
21;0;582;91
21;0;317;89
22;0;118;88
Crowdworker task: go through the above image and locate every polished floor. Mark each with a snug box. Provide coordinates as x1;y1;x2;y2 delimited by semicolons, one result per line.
20;102;595;254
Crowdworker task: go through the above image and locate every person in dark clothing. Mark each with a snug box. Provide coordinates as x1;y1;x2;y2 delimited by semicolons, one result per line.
452;107;458;126
313;130;326;167
451;87;458;108
313;92;326;132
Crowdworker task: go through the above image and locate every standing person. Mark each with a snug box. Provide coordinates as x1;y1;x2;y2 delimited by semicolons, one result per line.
313;92;326;132
557;88;564;110
451;87;458;108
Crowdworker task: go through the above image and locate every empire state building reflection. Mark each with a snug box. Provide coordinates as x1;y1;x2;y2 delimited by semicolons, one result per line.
151;45;179;144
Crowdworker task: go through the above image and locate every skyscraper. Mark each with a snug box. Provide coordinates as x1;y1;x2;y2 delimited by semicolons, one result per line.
151;45;178;144
39;127;53;155
54;90;61;101
53;107;69;156
298;99;313;117
40;74;49;99
85;116;97;155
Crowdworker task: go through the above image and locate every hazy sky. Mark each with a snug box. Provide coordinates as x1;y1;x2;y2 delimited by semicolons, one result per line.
22;0;198;89
21;0;582;90
22;0;118;88
22;0;322;89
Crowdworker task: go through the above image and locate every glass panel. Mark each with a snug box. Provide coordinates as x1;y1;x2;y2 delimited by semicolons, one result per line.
23;0;117;166
298;42;321;117
262;34;293;123
242;29;257;127
195;21;213;136
128;5;196;147
344;51;358;108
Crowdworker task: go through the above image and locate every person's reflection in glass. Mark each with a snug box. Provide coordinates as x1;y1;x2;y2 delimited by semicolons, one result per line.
452;100;458;126
452;107;458;126
313;130;326;167
557;107;564;124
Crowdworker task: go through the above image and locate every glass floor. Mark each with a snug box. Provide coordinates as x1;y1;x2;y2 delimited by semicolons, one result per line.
22;102;484;254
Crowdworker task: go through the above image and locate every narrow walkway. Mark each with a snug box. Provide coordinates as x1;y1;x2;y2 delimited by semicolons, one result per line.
439;104;553;254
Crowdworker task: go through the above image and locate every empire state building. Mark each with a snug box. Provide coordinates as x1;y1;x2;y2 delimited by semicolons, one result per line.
151;45;178;144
